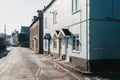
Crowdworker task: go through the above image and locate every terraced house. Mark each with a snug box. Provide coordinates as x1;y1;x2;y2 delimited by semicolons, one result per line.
43;0;120;72
30;10;43;53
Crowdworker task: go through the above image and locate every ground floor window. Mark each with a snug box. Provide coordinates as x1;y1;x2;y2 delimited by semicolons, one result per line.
73;34;80;51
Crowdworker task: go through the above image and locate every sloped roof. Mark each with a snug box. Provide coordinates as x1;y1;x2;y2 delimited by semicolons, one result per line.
58;29;71;38
44;33;51;40
62;29;71;36
43;0;56;12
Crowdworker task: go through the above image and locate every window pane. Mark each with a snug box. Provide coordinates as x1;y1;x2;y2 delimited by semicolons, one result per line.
72;0;76;13
76;40;79;51
77;0;80;11
73;34;80;51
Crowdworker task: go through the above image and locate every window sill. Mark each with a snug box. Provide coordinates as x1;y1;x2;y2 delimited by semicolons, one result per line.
72;10;80;15
53;22;57;24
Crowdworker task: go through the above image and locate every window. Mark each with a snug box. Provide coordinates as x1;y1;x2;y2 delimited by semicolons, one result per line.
73;34;80;51
53;38;57;48
53;12;57;24
45;40;47;48
45;17;48;28
72;0;80;13
36;25;38;34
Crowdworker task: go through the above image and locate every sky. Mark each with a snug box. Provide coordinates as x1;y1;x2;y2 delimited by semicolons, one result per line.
0;0;51;35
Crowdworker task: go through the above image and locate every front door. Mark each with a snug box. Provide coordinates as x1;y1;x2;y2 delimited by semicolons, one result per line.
59;39;62;58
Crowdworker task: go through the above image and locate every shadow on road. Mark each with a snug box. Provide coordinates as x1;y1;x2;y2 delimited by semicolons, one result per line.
0;50;10;59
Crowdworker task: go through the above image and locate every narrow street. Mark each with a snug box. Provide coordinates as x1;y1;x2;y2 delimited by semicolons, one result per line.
0;47;77;80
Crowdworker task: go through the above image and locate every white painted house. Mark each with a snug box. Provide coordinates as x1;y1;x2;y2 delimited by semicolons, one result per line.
10;30;18;46
43;0;120;72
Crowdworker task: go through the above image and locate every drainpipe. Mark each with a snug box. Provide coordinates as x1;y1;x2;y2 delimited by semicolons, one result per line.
86;0;89;71
48;39;50;55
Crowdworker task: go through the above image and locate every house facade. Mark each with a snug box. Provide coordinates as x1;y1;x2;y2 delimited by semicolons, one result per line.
30;10;43;53
43;0;120;71
43;0;81;62
18;26;29;47
88;0;120;71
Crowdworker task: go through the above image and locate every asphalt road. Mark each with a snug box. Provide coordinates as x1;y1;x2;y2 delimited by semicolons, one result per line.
0;47;77;80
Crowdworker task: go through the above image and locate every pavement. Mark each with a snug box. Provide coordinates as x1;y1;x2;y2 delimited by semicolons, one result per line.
44;55;98;80
44;54;120;80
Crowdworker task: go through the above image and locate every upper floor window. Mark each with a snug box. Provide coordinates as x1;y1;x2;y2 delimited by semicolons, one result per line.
45;17;48;28
72;0;80;13
53;12;57;24
36;25;38;34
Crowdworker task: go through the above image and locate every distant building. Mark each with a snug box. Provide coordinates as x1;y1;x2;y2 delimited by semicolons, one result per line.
0;33;11;47
0;33;6;39
0;33;5;50
21;26;29;35
18;26;29;47
0;37;5;51
10;30;18;46
30;10;43;53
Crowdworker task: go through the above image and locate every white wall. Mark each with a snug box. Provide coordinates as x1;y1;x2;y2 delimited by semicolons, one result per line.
44;0;88;59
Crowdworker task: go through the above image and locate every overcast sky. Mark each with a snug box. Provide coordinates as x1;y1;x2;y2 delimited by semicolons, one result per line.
0;0;51;35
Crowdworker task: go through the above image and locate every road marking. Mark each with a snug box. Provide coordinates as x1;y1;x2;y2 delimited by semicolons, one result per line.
35;67;41;77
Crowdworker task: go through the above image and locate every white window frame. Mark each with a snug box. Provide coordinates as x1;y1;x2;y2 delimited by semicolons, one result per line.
72;0;80;13
53;12;57;24
72;34;80;52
